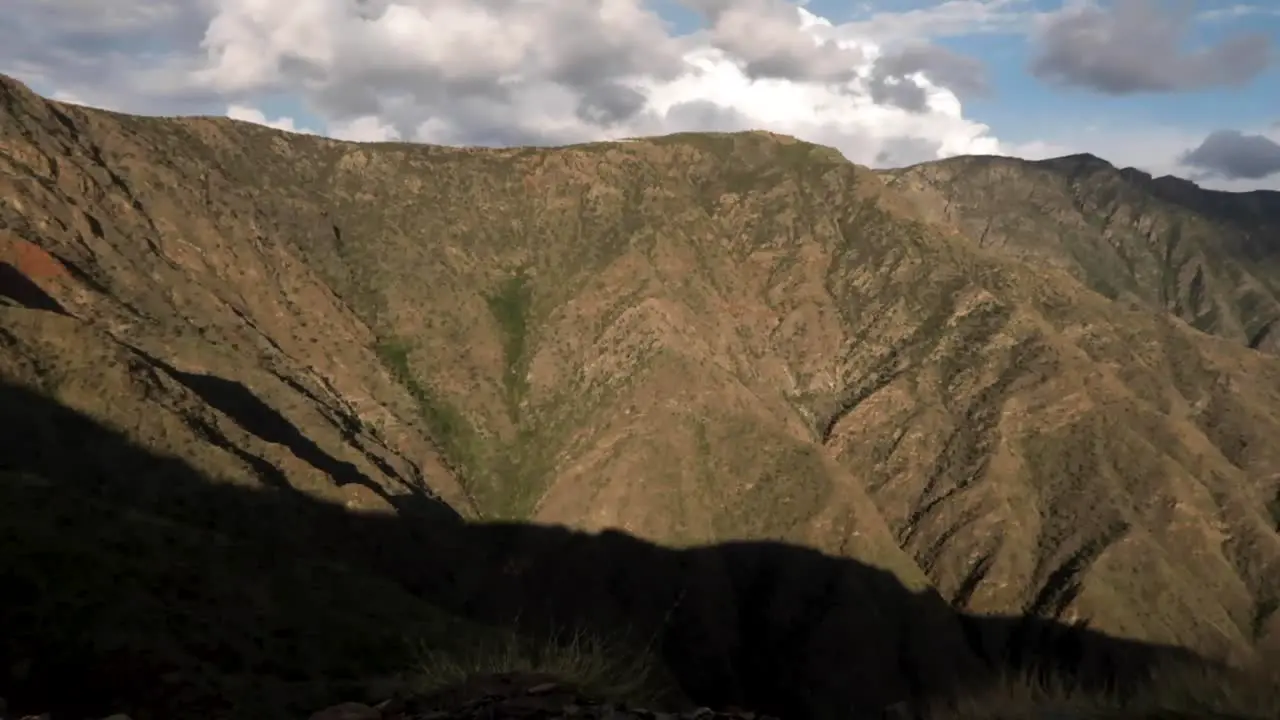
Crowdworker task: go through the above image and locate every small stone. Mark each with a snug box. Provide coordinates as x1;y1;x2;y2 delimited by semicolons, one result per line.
307;702;381;720
526;682;560;695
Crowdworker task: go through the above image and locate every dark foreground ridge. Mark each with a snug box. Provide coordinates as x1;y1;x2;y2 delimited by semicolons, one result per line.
1;379;1272;720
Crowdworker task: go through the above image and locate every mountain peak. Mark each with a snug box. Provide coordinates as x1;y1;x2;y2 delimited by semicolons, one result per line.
1036;152;1117;174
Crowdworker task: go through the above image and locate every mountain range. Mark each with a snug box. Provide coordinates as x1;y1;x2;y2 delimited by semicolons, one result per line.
1;72;1279;719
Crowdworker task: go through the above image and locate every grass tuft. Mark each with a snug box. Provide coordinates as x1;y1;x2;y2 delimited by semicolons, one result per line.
408;625;675;708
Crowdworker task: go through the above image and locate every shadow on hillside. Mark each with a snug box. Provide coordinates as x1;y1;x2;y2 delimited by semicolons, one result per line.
0;262;70;316
0;378;1229;720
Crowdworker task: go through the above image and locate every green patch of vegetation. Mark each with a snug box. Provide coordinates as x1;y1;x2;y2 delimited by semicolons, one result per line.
486;272;534;415
376;338;481;478
375;335;547;521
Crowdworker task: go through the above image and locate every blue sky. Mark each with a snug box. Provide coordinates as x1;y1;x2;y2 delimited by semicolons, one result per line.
2;0;1278;190
930;1;1280;144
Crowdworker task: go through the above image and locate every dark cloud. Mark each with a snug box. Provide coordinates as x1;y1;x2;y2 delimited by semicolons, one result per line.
662;100;756;132
575;83;650;127
867;75;929;112
877;44;989;96
1030;0;1272;94
0;0;218;114
1180;130;1280;180
866;43;988;113
874;136;942;167
860;42;988;112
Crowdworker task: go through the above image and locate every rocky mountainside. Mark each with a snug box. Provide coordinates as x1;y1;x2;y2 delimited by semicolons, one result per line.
881;154;1280;353
2;73;1280;719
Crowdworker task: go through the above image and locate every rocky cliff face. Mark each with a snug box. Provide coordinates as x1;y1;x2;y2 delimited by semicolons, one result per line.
3;74;1280;719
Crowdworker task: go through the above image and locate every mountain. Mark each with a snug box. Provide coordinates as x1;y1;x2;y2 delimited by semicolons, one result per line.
880;153;1280;352
3;72;1280;719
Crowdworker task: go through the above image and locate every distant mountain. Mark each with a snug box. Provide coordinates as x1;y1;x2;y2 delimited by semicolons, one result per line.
880;152;1280;351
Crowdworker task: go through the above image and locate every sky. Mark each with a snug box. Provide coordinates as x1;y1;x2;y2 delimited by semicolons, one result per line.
1;0;1278;191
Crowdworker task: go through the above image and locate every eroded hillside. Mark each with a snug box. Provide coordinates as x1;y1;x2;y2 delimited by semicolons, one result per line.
881;154;1280;353
3;73;1280;716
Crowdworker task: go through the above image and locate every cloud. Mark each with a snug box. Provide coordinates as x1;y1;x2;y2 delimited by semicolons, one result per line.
1030;0;1273;94
225;104;317;134
1198;3;1280;22
1179;129;1280;180
678;0;867;82
1;0;1008;172
875;136;946;166
867;43;989;112
0;0;217;114
633;43;1001;164
329;115;400;144
192;0;689;139
178;0;1002;162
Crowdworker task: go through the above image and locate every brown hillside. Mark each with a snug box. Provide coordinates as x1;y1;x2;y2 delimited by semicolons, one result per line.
880;154;1280;352
2;73;1280;718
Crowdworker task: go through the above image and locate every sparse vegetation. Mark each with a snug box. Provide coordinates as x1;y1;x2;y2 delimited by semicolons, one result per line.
923;660;1280;719
375;337;482;479
409;626;673;708
486;272;534;414
375;336;545;519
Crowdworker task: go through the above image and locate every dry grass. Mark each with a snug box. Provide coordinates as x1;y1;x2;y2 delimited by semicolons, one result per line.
920;660;1280;719
408;625;676;708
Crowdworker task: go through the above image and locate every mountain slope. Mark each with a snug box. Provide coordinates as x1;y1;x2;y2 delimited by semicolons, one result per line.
2;73;1280;714
0;75;472;517
880;153;1280;353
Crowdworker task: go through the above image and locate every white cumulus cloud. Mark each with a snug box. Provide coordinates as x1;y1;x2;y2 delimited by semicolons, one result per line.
180;0;1003;167
225;104;317;134
4;0;1275;189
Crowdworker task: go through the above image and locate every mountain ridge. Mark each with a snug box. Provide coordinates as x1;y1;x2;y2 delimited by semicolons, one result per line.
879;150;1280;352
